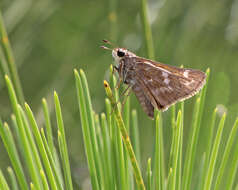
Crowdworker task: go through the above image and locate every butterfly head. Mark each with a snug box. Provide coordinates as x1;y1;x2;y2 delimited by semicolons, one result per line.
112;48;136;64
100;40;136;63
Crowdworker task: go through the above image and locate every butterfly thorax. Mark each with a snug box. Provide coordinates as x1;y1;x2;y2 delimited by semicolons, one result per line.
112;48;138;86
118;57;138;85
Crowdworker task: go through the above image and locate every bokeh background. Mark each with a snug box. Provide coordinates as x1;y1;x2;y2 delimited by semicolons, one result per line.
1;0;238;188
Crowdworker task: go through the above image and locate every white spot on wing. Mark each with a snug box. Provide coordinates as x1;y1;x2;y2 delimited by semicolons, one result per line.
164;78;170;84
183;71;189;78
162;72;168;78
184;79;194;86
168;86;173;91
144;61;171;73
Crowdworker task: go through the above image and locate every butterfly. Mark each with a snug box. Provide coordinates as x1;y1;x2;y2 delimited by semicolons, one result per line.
102;40;206;119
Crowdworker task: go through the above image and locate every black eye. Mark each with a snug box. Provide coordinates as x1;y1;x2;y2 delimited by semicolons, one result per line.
117;50;125;57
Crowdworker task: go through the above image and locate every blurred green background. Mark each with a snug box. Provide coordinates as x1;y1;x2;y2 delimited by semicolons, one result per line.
0;0;238;187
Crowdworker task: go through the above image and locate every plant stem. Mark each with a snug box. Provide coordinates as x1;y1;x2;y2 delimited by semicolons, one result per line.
104;80;146;190
0;11;24;105
140;0;154;60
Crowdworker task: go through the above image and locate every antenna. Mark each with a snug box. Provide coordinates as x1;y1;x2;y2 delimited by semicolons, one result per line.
100;45;112;50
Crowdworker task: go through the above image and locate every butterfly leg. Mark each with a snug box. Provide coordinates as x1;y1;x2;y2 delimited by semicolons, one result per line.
115;78;122;90
121;86;133;112
121;85;131;97
112;65;119;75
110;85;132;116
111;65;123;90
115;63;125;90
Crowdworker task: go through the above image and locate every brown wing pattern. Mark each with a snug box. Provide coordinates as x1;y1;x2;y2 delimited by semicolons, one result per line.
134;58;206;112
132;83;154;118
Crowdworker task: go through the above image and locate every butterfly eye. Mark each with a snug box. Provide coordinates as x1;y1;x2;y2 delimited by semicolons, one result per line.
117;50;125;57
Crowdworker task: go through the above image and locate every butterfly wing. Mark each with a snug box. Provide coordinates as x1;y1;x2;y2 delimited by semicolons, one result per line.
133;57;206;113
132;83;155;118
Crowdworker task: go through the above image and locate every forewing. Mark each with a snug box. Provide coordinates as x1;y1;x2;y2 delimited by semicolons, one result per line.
134;58;206;111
